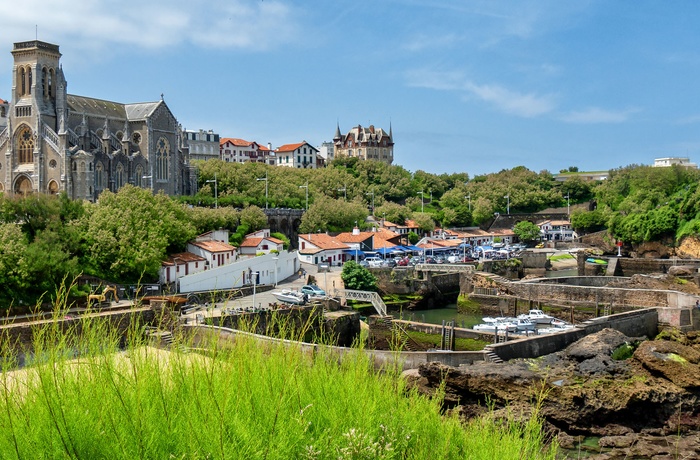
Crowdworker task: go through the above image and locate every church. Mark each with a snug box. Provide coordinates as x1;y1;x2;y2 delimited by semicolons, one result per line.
0;40;196;200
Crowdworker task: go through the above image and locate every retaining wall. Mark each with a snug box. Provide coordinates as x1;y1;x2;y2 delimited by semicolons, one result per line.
488;308;659;361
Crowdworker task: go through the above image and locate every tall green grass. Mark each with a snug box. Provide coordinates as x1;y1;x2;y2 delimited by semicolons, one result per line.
0;305;558;459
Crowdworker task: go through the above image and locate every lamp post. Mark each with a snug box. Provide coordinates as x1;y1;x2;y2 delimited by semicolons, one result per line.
564;193;570;216
463;237;467;261
366;190;375;215
206;173;218;209
418;190;424;213
299;180;308;210
257;172;268;209
504;194;510;215
338;183;346;201
466;194;471;211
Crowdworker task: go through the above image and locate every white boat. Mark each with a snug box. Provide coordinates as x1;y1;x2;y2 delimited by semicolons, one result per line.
537;323;576;335
473;321;517;333
511;317;536;332
482;316;535;333
518;309;555;324
272;289;306;305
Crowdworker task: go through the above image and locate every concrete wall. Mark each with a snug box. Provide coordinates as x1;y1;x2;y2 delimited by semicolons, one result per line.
178;251;298;293
488;308;659;361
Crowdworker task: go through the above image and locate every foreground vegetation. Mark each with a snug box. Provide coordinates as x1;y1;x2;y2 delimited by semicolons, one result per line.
0;311;557;459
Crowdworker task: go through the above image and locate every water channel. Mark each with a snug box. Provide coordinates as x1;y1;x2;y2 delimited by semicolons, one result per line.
390;303;483;328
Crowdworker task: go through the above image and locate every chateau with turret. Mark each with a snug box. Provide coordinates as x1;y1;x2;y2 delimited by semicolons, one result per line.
0;40;196;200
333;123;394;165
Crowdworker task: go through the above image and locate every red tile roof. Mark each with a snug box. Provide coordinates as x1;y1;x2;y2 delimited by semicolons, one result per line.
239;237;263;248
275;141;307;153
190;240;236;253
220;137;252;147
335;231;373;243
299;233;349;251
0;98;6;104
161;252;207;266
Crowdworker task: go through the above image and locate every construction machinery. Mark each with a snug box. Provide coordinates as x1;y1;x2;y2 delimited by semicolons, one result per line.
88;286;118;306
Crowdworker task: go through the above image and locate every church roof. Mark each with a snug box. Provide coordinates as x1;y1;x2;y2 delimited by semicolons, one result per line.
66;95;162;121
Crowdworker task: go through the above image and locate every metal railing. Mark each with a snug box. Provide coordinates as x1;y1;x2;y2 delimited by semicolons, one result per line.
415;263;475;273
42;123;60;152
333;289;388;316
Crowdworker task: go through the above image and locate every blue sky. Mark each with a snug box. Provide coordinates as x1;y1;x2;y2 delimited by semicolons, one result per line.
1;1;700;176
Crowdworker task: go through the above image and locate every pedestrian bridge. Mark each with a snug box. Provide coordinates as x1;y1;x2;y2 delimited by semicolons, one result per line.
332;289;388;316
414;263;476;273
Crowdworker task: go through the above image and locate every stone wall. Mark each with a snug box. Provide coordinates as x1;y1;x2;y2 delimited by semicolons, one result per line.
489;308;659;361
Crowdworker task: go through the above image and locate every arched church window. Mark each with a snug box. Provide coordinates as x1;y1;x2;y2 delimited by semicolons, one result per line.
95;162;105;190
42;67;48;99
49;68;55;98
19;67;26;95
135;165;144;187
27;67;32;95
115;163;124;189
156;136;170;181
17;127;34;164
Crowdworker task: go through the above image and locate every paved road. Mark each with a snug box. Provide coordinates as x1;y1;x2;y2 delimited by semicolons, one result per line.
181;263;345;322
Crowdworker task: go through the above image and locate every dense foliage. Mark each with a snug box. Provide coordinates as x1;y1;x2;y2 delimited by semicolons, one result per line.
341;261;378;292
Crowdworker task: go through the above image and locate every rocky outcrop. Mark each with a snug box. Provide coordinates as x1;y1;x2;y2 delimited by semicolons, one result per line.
405;328;700;459
676;235;700;259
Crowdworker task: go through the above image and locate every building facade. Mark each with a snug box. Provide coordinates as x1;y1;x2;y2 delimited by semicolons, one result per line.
333;123;394;165
0;40;196;200
184;129;219;162
275;141;318;168
220;138;275;165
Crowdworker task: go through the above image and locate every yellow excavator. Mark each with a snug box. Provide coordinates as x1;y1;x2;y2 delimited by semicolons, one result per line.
88;286;119;305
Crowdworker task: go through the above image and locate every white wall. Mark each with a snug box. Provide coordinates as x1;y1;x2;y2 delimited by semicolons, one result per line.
178;250;298;293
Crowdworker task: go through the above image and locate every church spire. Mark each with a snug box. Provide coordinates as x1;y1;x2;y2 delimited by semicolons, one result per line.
334;121;341;141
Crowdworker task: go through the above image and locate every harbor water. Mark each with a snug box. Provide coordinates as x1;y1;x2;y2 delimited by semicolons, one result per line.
390;303;483;328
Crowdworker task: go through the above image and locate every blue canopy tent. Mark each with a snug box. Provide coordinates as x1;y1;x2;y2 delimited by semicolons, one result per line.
375;247;396;257
458;243;472;249
403;245;422;252
343;249;365;258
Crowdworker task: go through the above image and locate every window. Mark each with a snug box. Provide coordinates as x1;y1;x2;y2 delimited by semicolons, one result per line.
17;127;34;164
156;136;170;180
135;165;144;187
115;163;124;189
95;162;105;189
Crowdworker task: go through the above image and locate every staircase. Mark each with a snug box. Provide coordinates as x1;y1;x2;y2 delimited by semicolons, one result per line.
483;346;504;364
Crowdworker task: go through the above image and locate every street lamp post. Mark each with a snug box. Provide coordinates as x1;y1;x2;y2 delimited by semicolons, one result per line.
257;172;268;209
564;193;570;216
418;190;424;213
366;191;375;216
338;183;346;201
299;181;308;210
504;194;510;215
466;194;471;211
206;173;218;209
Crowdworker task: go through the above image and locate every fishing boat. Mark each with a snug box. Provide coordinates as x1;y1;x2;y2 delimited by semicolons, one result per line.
271;289;307;305
517;309;555;324
473;320;517;333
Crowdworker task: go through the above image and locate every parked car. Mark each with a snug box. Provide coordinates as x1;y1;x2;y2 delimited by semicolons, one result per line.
383;259;397;268
300;285;326;297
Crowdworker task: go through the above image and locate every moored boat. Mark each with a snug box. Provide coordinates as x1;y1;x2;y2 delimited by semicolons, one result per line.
518;309;555;324
272;289;307;305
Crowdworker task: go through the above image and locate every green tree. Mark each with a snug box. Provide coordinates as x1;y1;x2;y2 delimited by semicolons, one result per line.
340;261;378;292
80;185;197;283
299;196;368;233
0;223;29;305
411;212;435;233
513;220;541;244
240;205;268;232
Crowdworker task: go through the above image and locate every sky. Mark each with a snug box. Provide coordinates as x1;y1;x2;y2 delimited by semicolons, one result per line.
2;1;700;177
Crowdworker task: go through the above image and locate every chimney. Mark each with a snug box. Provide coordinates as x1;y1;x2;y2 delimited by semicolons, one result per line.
352;225;360;236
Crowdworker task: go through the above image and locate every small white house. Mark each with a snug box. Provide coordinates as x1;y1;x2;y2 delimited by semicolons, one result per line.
160;252;207;285
298;233;349;265
239;234;285;256
539;220;575;241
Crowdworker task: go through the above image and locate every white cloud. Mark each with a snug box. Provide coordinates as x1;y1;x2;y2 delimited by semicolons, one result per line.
406;68;556;118
561;107;639;124
0;0;299;52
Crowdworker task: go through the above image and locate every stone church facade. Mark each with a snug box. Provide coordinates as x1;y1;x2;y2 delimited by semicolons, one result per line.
0;40;196;200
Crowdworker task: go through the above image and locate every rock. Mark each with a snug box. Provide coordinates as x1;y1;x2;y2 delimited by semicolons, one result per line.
577;355;626;377
565;328;632;361
556;432;578;449
598;434;636;448
667;265;695;277
634;340;700;389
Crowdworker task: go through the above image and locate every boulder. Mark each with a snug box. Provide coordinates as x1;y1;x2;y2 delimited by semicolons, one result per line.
565;328;631;361
668;265;696;277
633;340;700;389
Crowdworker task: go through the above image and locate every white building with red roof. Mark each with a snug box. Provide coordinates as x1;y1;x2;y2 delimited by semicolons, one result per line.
239;229;285;257
220;138;274;165
298;232;349;265
186;229;237;269
160;252;207;285
275;141;318;169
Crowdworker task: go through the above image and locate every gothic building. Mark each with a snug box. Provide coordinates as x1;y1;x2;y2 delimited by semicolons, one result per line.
0;40;196;200
333;123;394;165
